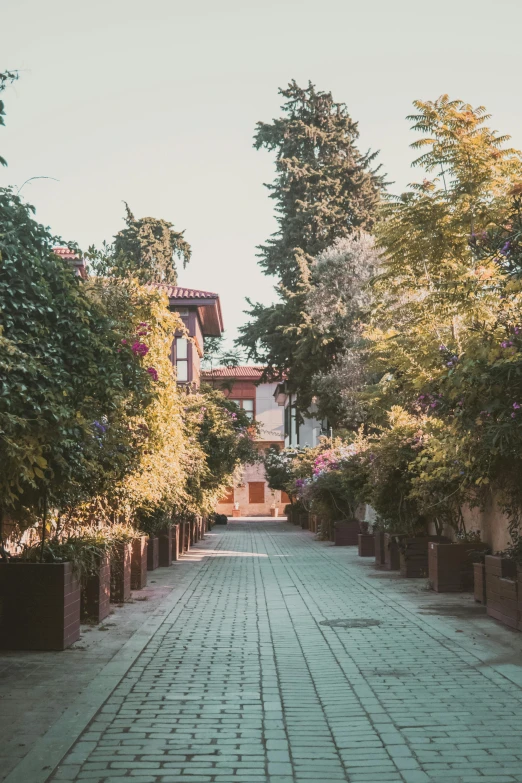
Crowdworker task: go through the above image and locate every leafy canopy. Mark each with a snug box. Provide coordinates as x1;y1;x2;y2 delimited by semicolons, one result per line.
88;203;191;285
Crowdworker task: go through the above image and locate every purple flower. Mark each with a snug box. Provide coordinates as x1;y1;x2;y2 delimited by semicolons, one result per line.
500;241;511;256
439;344;447;351
513;402;521;410
501;340;514;349
146;366;158;381
511;412;517;418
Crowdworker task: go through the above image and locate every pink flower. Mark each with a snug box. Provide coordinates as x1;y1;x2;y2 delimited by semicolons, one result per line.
121;338;127;345
146;366;158;381
132;341;149;357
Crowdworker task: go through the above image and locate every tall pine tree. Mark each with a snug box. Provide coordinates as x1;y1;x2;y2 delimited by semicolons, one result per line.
237;80;384;409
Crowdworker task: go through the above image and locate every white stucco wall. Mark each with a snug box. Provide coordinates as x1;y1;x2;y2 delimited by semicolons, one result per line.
255;382;284;442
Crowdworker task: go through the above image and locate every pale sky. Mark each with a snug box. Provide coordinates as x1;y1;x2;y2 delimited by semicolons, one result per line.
3;0;522;349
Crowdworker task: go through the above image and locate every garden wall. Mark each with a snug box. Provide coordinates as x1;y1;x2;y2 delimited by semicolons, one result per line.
426;494;511;553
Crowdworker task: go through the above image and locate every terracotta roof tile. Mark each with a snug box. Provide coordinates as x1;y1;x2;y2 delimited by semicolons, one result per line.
150;284;219;299
53;246;80;259
202;366;267;379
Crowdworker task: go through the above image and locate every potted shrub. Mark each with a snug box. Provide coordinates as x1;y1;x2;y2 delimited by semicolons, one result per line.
334;519;360;546
384;533;402;570
485;554;518;629
158;525;173;567
147;536;159;571
232;502;241;518
428;532;490;592
0;559;81;651
0;531;96;650
170;523;181;562
82;552;111;622
399;534;450;578
131;534;148;590
358;531;375;557
183;520;191;550
374;528;386;566
78;531;114;623
110;530;134;603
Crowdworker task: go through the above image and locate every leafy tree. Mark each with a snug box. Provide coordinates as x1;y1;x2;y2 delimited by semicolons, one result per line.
88;203;191;284
238;80;384;408
0;70;18;167
263;445;301;496
369;96;522;409
0;190;135;522
302;233;382;426
178;386;259;516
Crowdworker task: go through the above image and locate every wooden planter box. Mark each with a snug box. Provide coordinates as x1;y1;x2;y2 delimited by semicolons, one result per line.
158;527;173;567
334;519;360;546
131;536;148;590
232;508;240;517
110;541;132;603
184;521;191;552
179;521;186;552
147;536;159;571
400;536;449;578
300;513;310;530
384;533;401;570
374;531;385;566
474;562;487;604
428;541;489;592
82;554;111;622
486;555;518;629
170;524;180;562
518;564;522;631
0;562;80;650
358;533;375;557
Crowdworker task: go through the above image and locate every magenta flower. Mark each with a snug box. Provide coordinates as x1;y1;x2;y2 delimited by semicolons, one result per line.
121;338;127;345
132;341;149;357
146;366;158;381
513;402;521;410
501;340;514;348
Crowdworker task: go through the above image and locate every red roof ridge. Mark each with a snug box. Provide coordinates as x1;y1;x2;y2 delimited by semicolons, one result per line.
201;365;269;379
147;283;219;299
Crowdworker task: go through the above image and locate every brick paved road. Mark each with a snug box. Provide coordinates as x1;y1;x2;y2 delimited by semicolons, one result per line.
51;520;522;783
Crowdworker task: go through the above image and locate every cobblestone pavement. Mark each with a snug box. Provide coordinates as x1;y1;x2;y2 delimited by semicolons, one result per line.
50;520;522;783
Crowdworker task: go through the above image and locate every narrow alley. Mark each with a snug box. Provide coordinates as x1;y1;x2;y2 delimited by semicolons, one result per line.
39;520;522;783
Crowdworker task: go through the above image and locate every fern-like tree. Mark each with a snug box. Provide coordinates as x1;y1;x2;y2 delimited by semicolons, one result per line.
369;95;522;408
237;80;384;407
89;203;191;284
